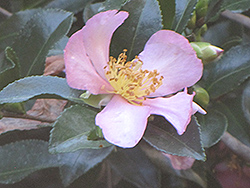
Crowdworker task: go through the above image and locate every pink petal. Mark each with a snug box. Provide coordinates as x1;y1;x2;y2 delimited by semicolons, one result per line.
143;89;194;135
96;95;151;148
139;30;203;96
163;153;195;170
64;29;113;94
192;102;206;115
82;10;129;79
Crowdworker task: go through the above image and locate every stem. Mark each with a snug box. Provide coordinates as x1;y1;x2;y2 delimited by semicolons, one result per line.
221;131;250;162
221;10;250;29
0;6;12;17
2;112;55;123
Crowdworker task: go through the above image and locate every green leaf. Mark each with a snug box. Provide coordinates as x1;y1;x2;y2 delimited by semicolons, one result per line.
206;0;250;22
9;0;53;11
0;76;83;104
172;0;198;33
99;0;130;11
110;0;162;60
0;47;16;74
205;0;222;22
12;9;73;77
197;110;227;148
107;146;161;188
45;0;94;13
49;105;111;154
0;9;38;50
221;0;250;12
82;2;102;23
47;36;68;56
0;140;59;184
203;19;242;50
214;101;250;147
59;146;114;186
144;116;206;160
0;47;20;90
203;43;250;99
157;0;175;29
2;102;26;114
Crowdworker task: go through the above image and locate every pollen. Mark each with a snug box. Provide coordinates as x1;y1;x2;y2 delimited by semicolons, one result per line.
104;49;163;105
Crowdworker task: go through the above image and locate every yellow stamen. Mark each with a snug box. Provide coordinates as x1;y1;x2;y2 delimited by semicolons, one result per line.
104;49;164;105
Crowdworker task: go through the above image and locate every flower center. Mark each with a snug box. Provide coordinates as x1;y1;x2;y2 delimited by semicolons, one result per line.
104;49;163;105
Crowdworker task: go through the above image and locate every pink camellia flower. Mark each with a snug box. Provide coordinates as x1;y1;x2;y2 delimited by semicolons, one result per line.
64;10;205;148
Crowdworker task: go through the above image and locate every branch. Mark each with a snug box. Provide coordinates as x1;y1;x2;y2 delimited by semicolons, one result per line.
221;131;250;162
0;6;12;17
2;112;55;123
221;9;250;29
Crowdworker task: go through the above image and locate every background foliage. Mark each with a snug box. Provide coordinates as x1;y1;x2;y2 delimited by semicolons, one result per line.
0;0;250;187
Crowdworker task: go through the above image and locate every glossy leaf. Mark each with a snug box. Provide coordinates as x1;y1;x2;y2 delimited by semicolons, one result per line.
0;9;38;50
157;0;175;29
206;0;250;22
172;0;197;33
0;76;83;104
144;116;206;161
0;140;59;184
82;0;129;23
197;110;227;148
0;48;15;74
110;0;162;60
49;105;111;154
214;101;250;147
205;0;222;22
203;19;242;50
99;0;130;11
0;47;20;90
12;9;73;77
45;0;94;13
203;43;250;99
9;0;52;11
221;0;250;12
59;146;114;186
82;2;102;23
48;36;68;56
107;146;161;188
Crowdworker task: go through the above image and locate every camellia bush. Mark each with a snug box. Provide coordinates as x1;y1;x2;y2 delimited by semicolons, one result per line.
0;0;250;187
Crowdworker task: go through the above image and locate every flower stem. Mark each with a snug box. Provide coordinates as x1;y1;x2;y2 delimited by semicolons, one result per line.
221;10;250;29
0;6;12;17
221;131;250;162
2;111;55;123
